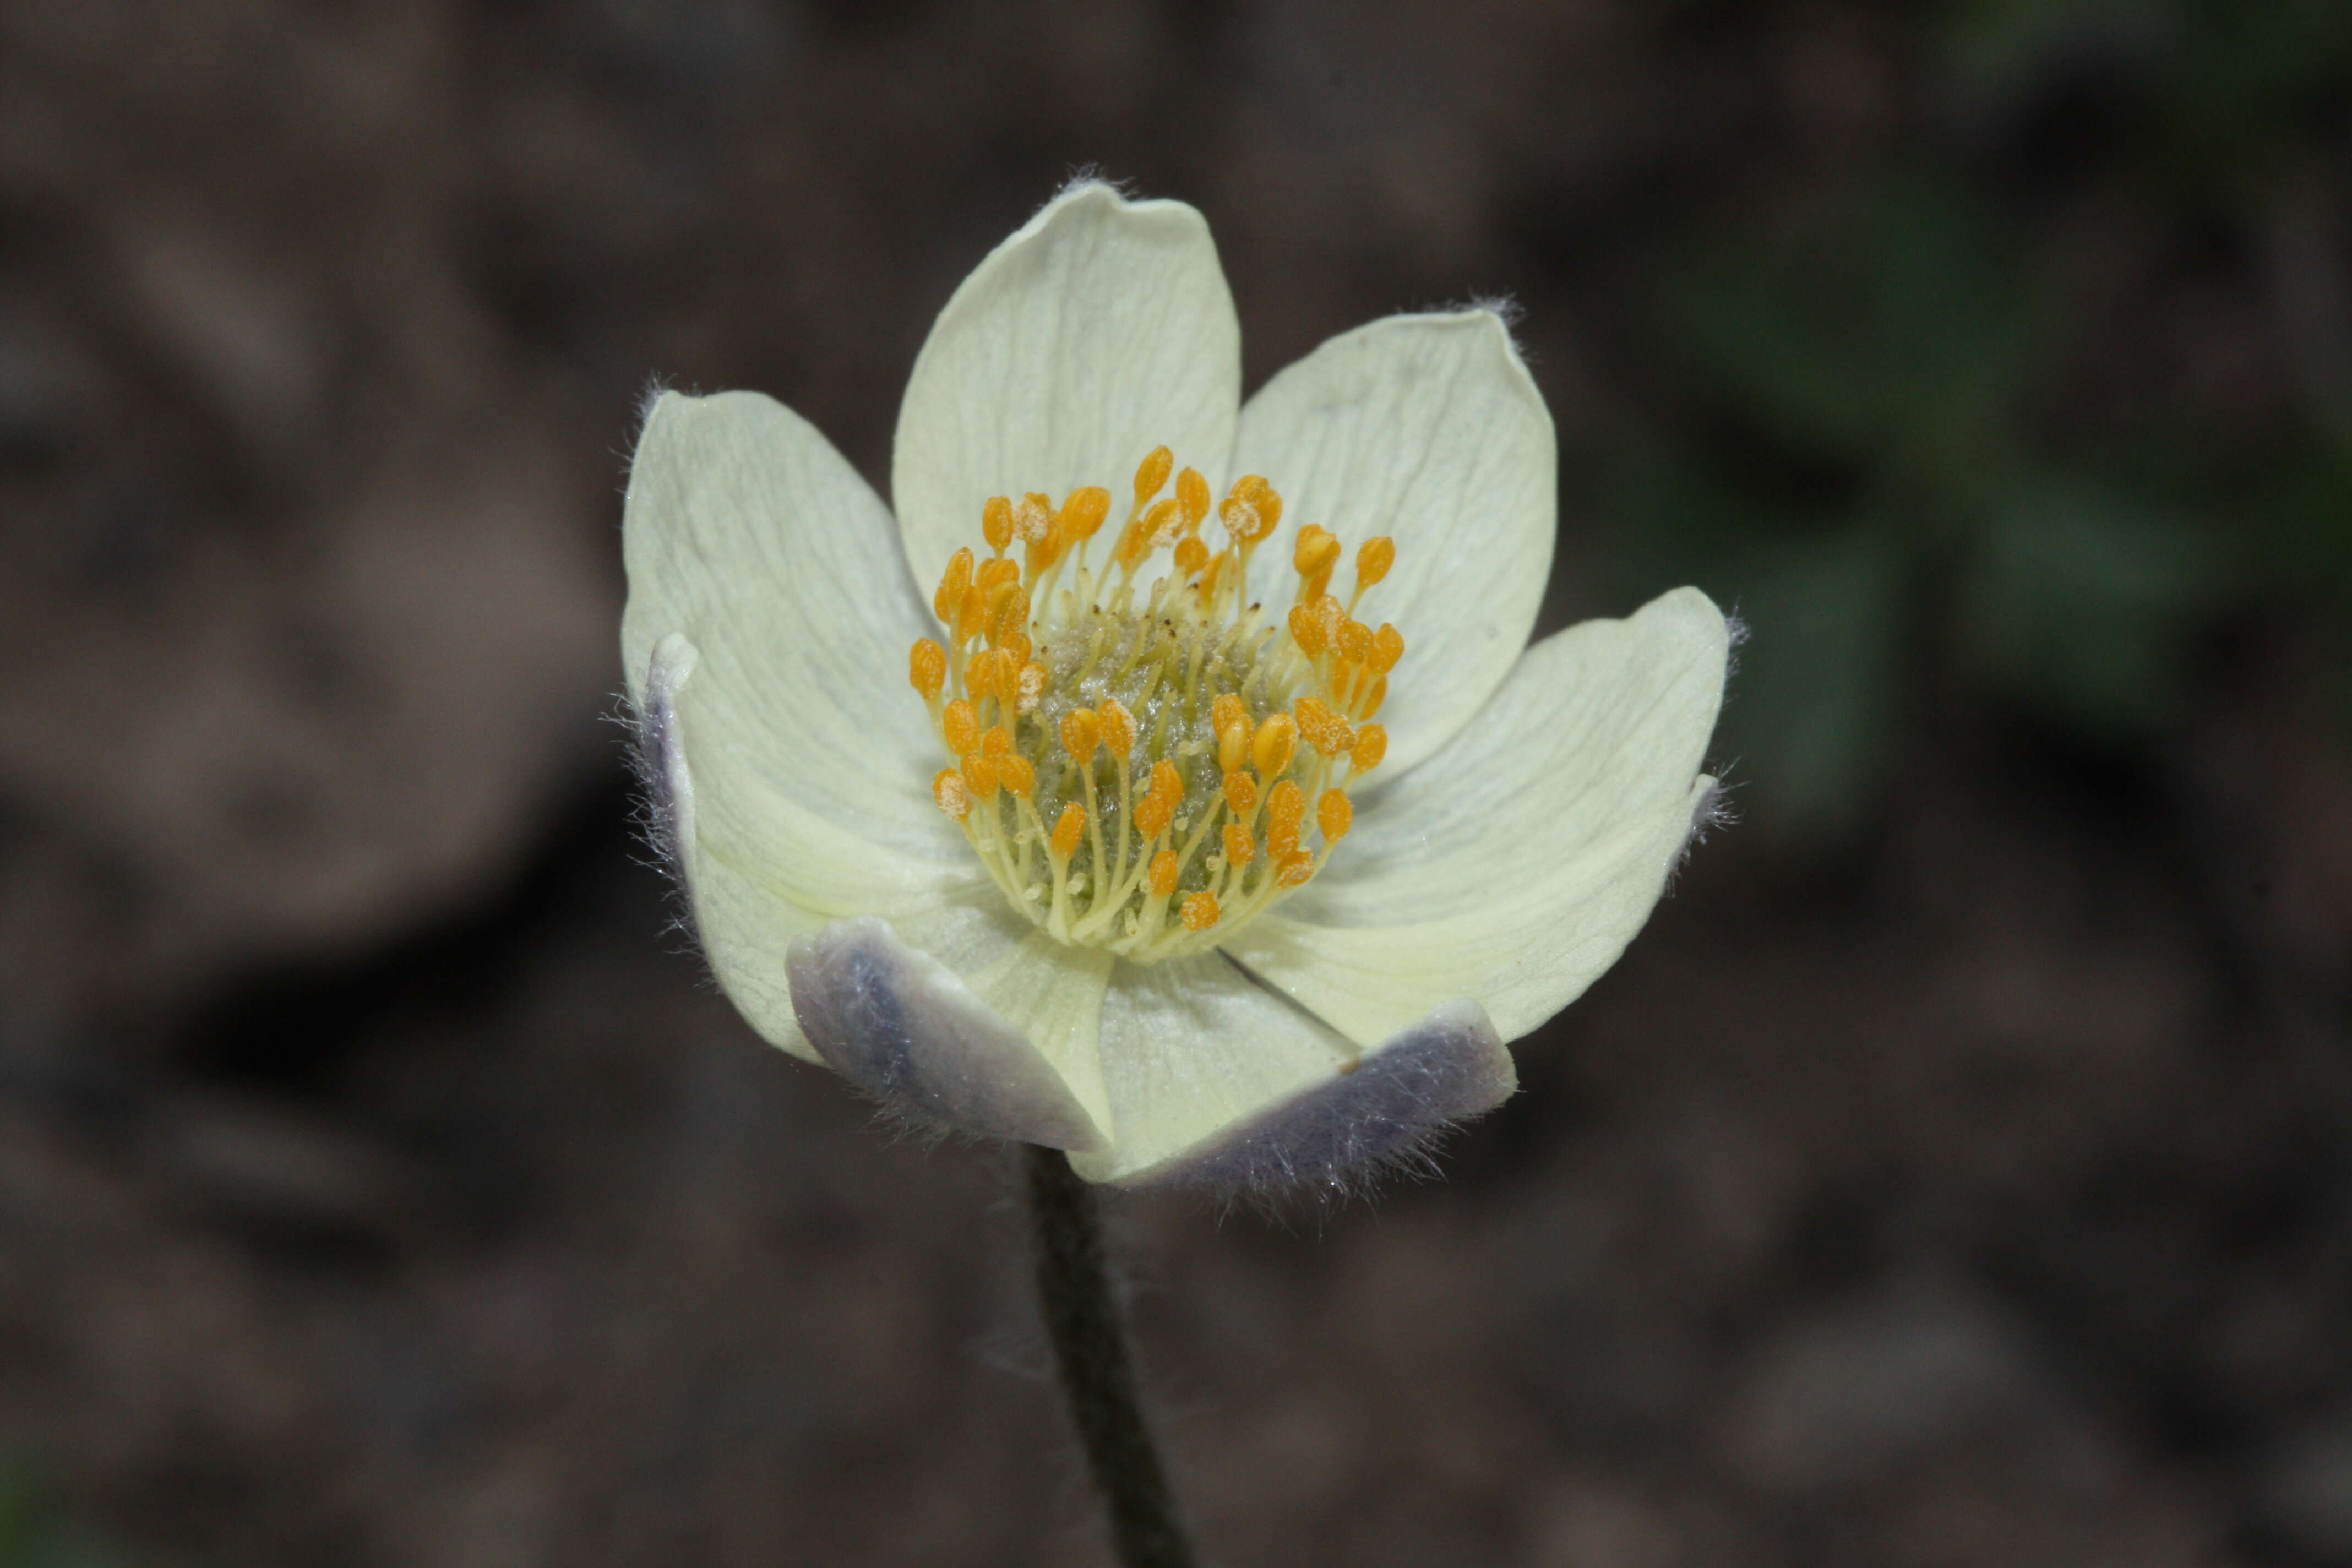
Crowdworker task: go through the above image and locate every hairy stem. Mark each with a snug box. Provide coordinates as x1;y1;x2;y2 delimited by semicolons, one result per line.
1024;1144;1195;1568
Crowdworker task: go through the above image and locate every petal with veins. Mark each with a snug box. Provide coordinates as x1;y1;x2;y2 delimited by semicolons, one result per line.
1222;587;1730;1047
892;182;1241;594
624;389;954;863
1232;310;1554;773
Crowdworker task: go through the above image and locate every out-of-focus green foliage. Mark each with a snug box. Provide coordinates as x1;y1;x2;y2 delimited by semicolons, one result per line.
0;1466;124;1568
1599;0;2352;843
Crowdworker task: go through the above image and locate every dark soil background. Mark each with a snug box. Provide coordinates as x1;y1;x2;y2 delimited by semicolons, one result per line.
4;2;2352;1565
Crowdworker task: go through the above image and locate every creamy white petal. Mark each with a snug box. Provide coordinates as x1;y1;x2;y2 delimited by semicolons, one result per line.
668;642;1119;1139
623;388;955;864
1068;956;1512;1186
891;182;1242;595
1222;587;1730;1047
651;636;976;1064
1229;309;1555;773
788;918;1108;1151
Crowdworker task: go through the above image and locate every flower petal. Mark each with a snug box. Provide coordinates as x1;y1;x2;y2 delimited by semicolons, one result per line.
1230;309;1555;773
1069;958;1514;1187
647;635;977;1065
623;388;954;863
1222;586;1731;1047
655;622;1119;1144
788;917;1109;1151
891;181;1242;595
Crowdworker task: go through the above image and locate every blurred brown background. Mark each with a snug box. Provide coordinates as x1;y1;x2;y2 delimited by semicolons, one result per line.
4;1;2351;1564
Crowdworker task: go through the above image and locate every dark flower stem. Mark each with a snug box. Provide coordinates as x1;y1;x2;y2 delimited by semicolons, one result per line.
1023;1142;1196;1568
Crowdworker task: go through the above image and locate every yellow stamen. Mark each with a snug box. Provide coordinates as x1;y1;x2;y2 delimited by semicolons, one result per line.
910;639;945;700
1223;770;1258;818
935;548;973;623
1175;468;1210;529
1294;696;1355;759
1098;699;1136;759
911;442;1410;961
943;699;979;756
933;769;970;819
1252;714;1297;778
1317;788;1352;843
1134;447;1173;504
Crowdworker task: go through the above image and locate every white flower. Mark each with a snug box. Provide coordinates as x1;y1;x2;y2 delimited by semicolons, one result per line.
621;181;1730;1189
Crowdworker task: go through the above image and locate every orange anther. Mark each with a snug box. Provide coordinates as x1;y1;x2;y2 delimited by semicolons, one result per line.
961;752;1000;797
1149;849;1179;897
990;585;1030;645
1223;821;1256;869
1336;618;1374;663
1060;486;1112;543
1175;467;1210;529
1061;707;1101;760
1211;693;1248;735
1276;850;1316;888
1218;496;1264;544
981;725;1012;759
1351;724;1387;773
965;649;1001;701
1251;713;1297;777
1355;536;1395;591
909;639;945;700
1173;537;1210;577
1012;493;1055;543
1148;758;1182;805
1288;602;1327;657
1360;676;1387;717
1370;622;1404;675
982;496;1014;553
1134;447;1174;503
976;556;1021;596
943;699;979;755
1001;631;1032;666
1016;661;1047;715
1317;788;1352;843
1293;525;1339;576
1265;779;1306;858
1000;754;1036;797
1217;718;1249;775
1050;804;1087;860
1222;476;1281;539
1136;791;1174;840
1295;696;1355;758
1180;891;1220;932
956;585;987;644
1144;497;1184;548
1314;592;1346;641
935;547;973;623
1098;699;1136;758
933;769;971;819
1223;769;1259;817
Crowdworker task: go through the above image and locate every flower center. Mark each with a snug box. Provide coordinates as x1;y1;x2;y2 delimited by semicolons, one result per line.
907;445;1402;961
